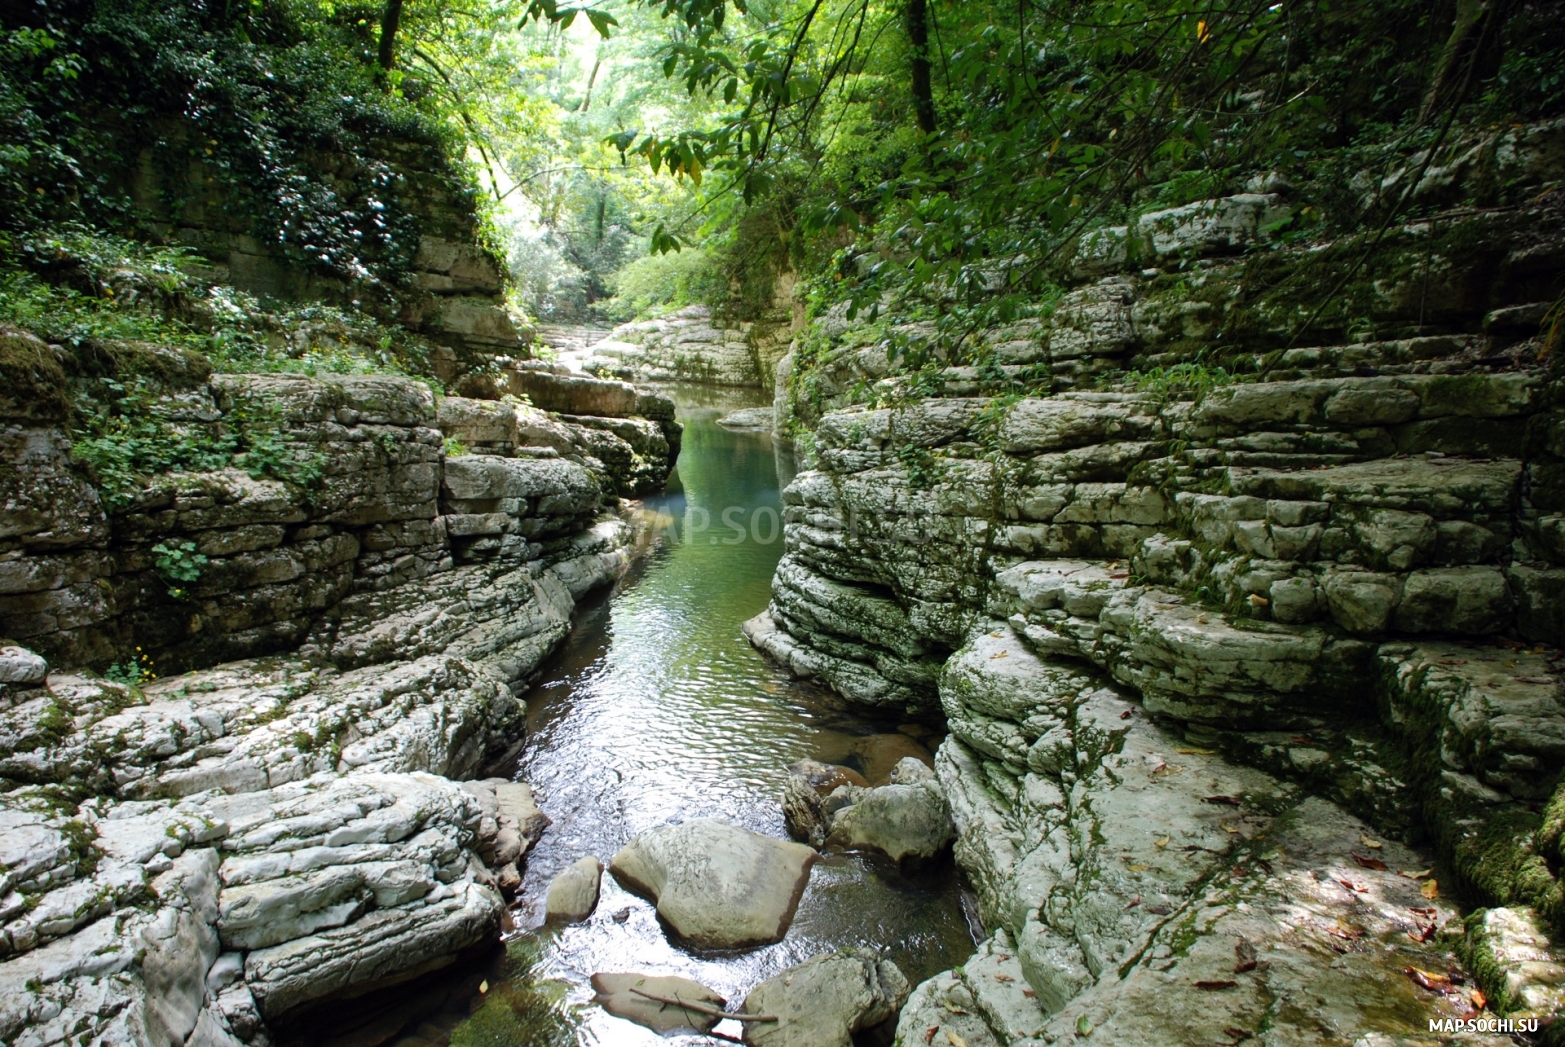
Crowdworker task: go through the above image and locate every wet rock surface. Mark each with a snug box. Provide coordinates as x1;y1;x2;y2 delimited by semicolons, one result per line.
544;856;603;925
740;949;908;1047
590;972;727;1034
783;755;955;863
608;818;818;948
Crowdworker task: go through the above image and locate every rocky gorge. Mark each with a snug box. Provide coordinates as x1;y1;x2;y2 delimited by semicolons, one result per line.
4;32;1565;1047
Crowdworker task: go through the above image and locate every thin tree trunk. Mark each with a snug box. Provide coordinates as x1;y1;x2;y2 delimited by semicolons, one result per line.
579;50;603;112
378;0;404;72
906;0;937;134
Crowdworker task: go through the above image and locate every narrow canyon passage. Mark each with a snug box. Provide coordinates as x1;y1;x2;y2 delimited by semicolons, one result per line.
465;390;973;1045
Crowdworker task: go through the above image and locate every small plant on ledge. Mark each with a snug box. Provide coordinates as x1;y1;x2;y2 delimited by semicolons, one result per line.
151;540;207;599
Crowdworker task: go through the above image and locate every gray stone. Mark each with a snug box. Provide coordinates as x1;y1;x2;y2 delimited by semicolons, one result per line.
609;819;817;948
544;856;602;924
826;771;955;863
717;407;776;431
740;949;909;1047
0;644;47;685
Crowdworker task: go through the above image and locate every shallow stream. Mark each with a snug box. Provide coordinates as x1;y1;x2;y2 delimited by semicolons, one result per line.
402;387;976;1046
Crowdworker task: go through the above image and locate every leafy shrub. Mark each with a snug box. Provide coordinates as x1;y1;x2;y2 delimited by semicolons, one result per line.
71;378;325;509
601;249;724;321
151;540;206;598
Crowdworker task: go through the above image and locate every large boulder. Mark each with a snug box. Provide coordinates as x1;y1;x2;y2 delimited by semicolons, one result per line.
608;819;817;948
545;856;603;924
741;949;909;1047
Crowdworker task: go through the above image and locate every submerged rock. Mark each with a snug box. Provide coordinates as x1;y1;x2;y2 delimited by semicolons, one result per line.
591;971;727;1034
608;818;817;948
544;856;603;924
740;949;909;1047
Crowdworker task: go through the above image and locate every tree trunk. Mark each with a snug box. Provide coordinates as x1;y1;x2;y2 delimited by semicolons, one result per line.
1419;0;1515;122
906;0;937;134
378;0;404;72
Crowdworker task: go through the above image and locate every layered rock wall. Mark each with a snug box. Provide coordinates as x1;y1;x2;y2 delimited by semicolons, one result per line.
0;359;678;1047
751;149;1565;1041
584;303;795;390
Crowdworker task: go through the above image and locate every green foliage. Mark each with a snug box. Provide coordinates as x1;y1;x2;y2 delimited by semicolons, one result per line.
70;378;325;510
151;541;207;598
1121;360;1242;401
442;436;469;457
104;648;157;687
0;0;478;295
602;247;724;319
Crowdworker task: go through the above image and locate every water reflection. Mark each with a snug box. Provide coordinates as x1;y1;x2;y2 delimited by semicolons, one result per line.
460;390;974;1046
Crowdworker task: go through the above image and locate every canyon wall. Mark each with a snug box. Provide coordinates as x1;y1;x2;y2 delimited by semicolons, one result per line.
751;124;1565;1043
0;353;676;1047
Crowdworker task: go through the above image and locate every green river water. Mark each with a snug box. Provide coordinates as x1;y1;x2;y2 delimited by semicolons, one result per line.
386;388;976;1047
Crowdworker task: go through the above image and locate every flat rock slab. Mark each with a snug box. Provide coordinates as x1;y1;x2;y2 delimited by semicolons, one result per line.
741;949;909;1046
592;972;727;1034
545;856;602;924
716;407;775;430
609;819;817;948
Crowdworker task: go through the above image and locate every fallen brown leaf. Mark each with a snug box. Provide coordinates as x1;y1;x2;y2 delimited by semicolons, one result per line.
1398;868;1432;879
1195;980;1238;991
1470;989;1487;1010
1360;835;1383;850
1234;939;1258;973
1124;895;1142;910
1120;709;1133;720
1405;967;1453;993
1351;852;1388;871
1021;989;1037;999
1328;920;1364;940
1225;1029;1255;1043
1222;823;1241;834
1408;923;1437;943
946;1032;968;1047
1337;878;1368;893
1177;747;1216;755
1155;836;1171;848
994;973;1014;983
925;1028;939;1045
1422;879;1440;900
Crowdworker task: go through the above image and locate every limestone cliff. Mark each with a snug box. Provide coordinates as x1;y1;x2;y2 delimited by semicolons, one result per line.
0;348;678;1046
749;121;1565;1042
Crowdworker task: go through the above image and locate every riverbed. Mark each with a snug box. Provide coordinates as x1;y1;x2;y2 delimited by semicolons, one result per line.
424;388;975;1046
